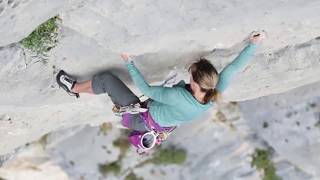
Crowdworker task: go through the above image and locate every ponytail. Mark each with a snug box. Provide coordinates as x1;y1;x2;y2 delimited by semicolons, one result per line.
203;88;221;104
189;58;223;104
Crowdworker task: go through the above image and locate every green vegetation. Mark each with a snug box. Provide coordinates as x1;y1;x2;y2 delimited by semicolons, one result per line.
122;145;188;177
98;161;121;176
215;111;227;122
69;160;75;166
151;146;187;165
38;133;49;148
263;122;269;128
251;149;281;180
20;16;60;57
113;130;131;159
315;120;320;128
98;130;131;177
99;122;113;136
103;130;186;178
0;177;6;180
113;135;131;159
125;172;144;180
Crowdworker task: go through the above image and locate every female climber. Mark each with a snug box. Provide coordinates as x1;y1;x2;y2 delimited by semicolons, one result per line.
57;31;265;150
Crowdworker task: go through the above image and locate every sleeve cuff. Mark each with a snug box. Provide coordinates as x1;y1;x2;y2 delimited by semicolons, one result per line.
248;42;258;48
125;60;134;65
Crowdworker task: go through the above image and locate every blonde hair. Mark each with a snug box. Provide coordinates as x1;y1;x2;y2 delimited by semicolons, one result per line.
188;58;221;104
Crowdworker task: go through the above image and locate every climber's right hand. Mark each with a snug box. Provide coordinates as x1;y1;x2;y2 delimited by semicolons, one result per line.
121;52;130;62
249;31;266;44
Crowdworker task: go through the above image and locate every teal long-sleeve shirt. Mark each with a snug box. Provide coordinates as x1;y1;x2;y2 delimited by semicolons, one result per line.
126;43;257;127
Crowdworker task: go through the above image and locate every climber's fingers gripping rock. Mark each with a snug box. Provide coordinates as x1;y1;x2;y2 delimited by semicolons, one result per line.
250;30;266;44
121;52;136;63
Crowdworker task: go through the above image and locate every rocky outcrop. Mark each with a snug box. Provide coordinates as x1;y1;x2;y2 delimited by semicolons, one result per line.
0;0;83;46
0;0;320;157
240;81;320;177
208;37;320;101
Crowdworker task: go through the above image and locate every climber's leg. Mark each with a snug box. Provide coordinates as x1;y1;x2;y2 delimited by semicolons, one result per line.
91;71;140;106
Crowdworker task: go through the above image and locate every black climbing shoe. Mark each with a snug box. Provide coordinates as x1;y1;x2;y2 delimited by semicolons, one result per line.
56;70;79;98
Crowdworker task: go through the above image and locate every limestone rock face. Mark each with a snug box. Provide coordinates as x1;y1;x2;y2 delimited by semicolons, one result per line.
0;144;69;180
207;37;320;101
240;82;320;178
2;82;318;180
0;0;78;46
0;0;320;158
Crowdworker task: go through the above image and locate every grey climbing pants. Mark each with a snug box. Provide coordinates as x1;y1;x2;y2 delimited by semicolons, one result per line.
91;71;148;131
92;71;140;106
